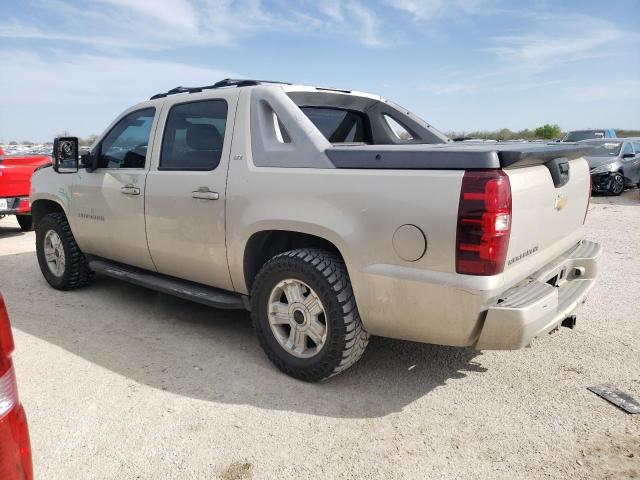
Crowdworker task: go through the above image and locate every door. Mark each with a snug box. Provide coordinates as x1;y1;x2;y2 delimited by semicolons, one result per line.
71;107;158;270
144;93;238;290
620;142;640;185
631;142;640;184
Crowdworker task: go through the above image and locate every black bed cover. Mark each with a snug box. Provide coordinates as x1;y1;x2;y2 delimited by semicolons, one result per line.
326;142;592;170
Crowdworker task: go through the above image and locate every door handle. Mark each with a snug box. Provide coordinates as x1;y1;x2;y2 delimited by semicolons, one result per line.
121;185;140;195
192;188;219;200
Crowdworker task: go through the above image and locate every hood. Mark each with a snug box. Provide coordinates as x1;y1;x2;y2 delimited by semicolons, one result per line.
585;155;618;169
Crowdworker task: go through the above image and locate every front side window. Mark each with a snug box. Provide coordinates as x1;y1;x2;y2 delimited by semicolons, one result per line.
99;108;155;169
300;107;370;143
621;142;634;157
160;100;228;171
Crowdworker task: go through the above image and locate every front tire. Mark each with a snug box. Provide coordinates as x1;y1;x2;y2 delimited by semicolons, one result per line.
608;172;625;196
16;215;33;231
251;248;369;382
36;212;93;290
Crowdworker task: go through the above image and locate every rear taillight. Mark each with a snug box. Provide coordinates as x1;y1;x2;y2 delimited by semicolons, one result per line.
0;294;33;480
456;170;512;276
17;199;30;213
0;294;14;375
0;366;18;418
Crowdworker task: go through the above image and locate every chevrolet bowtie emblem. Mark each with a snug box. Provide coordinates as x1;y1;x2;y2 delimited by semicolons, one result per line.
554;194;568;211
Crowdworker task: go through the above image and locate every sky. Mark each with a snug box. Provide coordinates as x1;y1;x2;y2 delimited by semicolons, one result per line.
0;0;638;142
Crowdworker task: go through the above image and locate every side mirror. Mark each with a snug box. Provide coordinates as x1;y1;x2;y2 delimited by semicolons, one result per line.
622;152;635;159
52;137;79;173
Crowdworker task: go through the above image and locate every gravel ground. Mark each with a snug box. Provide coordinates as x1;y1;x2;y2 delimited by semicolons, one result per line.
0;190;638;480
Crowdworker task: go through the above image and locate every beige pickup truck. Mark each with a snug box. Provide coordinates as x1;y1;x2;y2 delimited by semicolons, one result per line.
30;79;600;381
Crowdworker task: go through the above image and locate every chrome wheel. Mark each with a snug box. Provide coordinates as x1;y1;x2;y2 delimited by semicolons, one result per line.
43;229;65;277
610;173;624;194
267;279;328;359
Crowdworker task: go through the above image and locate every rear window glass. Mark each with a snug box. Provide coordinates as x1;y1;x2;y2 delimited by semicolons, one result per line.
300;107;370;143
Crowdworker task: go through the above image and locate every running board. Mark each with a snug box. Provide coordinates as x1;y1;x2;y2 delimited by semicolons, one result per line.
88;259;246;310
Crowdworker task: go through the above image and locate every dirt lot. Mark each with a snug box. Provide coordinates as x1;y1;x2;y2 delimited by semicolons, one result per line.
0;190;638;480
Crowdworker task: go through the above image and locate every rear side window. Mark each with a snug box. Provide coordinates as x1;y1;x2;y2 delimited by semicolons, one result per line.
99;108;155;169
300;107;370;143
384;114;414;140
160;100;228;171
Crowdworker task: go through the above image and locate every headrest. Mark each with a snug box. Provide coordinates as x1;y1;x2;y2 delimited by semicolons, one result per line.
186;124;223;150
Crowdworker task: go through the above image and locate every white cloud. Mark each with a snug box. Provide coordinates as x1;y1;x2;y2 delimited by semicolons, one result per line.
317;0;345;21
567;81;640;102
424;78;568;96
0;0;390;49
421;15;635;97
0;50;236;105
344;1;383;47
486;16;625;68
386;0;488;19
95;0;200;33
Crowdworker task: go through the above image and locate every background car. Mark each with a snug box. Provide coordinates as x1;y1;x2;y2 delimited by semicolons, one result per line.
0;151;51;231
563;129;617;142
0;292;33;480
580;139;640;195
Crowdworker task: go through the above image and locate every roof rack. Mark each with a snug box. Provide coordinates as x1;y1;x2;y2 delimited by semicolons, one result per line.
150;78;291;100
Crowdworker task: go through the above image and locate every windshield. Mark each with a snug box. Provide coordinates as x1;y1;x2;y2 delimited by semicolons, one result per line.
564;130;606;142
583;142;621;157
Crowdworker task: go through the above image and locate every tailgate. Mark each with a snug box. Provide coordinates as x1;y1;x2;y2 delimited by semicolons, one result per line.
502;157;590;287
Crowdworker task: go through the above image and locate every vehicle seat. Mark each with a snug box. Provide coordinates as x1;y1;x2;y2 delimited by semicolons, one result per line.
182;124;223;169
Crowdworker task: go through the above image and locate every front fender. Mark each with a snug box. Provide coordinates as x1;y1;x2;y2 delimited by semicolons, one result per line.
30;168;74;225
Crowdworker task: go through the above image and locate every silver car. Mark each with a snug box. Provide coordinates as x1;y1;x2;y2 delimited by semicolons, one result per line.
580;139;640;195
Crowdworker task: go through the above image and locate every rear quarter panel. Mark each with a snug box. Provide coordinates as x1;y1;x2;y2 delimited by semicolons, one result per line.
225;158;476;341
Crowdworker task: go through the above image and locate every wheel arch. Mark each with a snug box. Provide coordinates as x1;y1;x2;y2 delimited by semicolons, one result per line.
243;230;346;293
31;198;66;228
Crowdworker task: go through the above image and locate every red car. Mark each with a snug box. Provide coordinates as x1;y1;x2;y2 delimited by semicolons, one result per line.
0;293;33;480
0;146;51;231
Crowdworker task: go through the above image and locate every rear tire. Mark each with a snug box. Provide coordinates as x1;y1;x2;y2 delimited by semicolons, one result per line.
16;215;32;232
251;248;369;382
608;172;624;196
36;212;93;290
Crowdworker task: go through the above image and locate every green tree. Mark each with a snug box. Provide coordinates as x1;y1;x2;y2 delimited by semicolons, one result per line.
533;124;562;139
